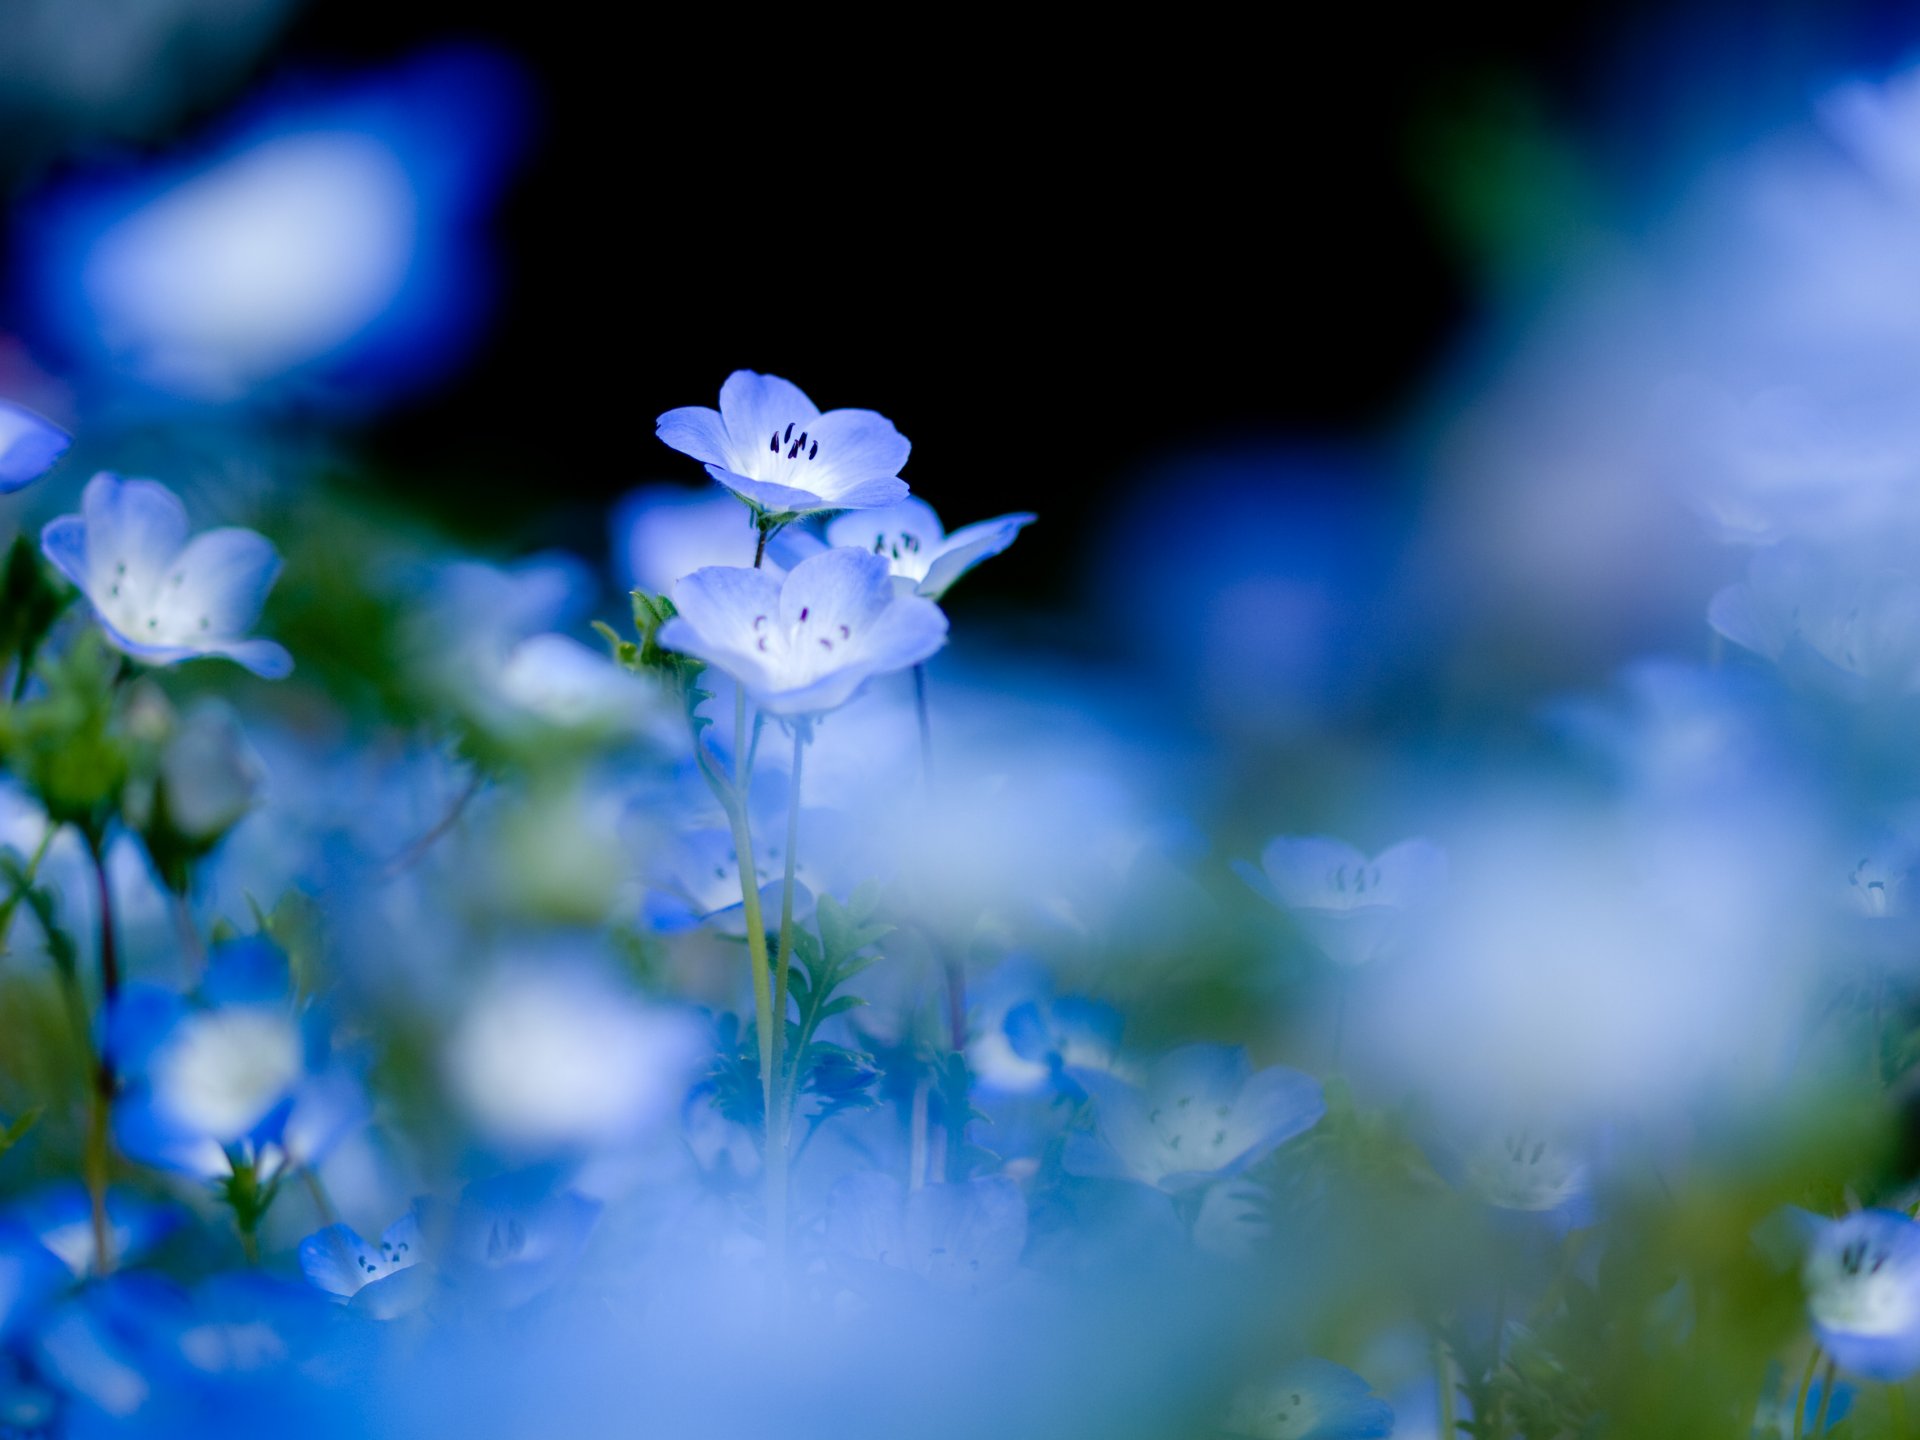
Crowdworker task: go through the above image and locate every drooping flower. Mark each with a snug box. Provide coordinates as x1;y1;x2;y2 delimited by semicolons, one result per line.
658;547;947;716
0;399;70;492
1802;1209;1920;1379
1065;1044;1324;1194
822;498;1035;600
656;370;910;518
40;472;292;678
1238;835;1445;969
1222;1359;1395;1440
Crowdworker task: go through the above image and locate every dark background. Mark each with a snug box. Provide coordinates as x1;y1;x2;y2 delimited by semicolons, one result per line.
13;3;1920;604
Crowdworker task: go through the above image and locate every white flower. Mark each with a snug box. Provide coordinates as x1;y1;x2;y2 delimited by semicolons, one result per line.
823;498;1034;600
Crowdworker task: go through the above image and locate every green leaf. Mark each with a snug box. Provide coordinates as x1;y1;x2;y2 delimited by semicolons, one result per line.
0;1106;41;1159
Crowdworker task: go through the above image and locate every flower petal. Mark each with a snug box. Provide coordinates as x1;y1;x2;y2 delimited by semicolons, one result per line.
917;512;1036;599
39;515;88;593
824;498;946;553
150;527;282;641
704;464;836;515
777;547;895;637
79;473;189;602
0;402;70;494
715;371;820;459
804;407;910;495
654;405;734;470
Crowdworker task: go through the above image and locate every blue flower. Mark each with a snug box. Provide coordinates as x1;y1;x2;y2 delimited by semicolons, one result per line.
429;1174;601;1311
6;1184;176;1279
299;1209;429;1318
1223;1358;1395;1439
825;1172;1027;1297
40;472;291;678
1237;835;1445;969
0;1223;70;1343
1065;1044;1324;1194
0;400;69;493
109;937;365;1184
656;371;911;517
1450;1120;1597;1231
659;547;947;716
1802;1209;1920;1379
824;498;1035;600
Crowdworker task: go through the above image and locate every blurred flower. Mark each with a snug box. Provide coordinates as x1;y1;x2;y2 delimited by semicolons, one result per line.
493;632;661;737
825;1172;1028;1298
0;399;69;492
16;45;527;407
614;485;766;595
445;963;705;1153
821;498;1035;600
426;1174;601;1311
1454;1121;1595;1228
656;371;911;517
659;548;947;716
1238;835;1445;969
1066;1045;1323;1194
155;700;263;846
1803;1209;1920;1380
1709;543;1920;696
1191;1178;1272;1261
298;1209;426;1317
7;1184;175;1278
1222;1358;1395;1439
41;471;291;677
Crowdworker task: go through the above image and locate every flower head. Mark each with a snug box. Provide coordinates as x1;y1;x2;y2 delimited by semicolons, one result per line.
1222;1359;1395;1440
656;370;910;517
823;498;1035;600
40;472;291;678
1804;1209;1920;1380
1238;835;1445;969
659;547;947;716
0;400;70;493
1065;1044;1324;1193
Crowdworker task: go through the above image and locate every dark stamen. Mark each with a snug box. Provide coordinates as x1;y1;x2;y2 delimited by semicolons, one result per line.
784;423;794;443
809;440;818;460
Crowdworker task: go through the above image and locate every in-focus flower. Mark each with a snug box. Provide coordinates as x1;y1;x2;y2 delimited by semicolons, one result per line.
1238;835;1445;969
1802;1209;1920;1379
825;1172;1027;1298
822;498;1035;600
656;370;910;517
40;472;291;678
0;399;70;492
659;547;947;716
1222;1358;1395;1440
1066;1044;1324;1193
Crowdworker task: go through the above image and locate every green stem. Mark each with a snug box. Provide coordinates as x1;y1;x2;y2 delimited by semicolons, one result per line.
0;826;56;955
1435;1334;1458;1438
85;836;118;1275
766;724;807;1274
1792;1344;1822;1440
1811;1358;1837;1437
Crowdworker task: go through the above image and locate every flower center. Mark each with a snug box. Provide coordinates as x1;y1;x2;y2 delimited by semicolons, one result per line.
752;606;855;672
766;421;820;463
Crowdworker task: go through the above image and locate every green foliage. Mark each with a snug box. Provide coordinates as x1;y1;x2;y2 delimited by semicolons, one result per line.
0;631;128;845
0;536;70;699
783;886;891;1129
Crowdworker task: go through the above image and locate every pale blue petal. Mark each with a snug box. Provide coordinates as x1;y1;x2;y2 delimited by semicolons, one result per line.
206;637;294;679
849;591;948;674
1259;836;1369;909
918;512;1036;598
298;1224;376;1298
705;464;837;515
826;1171;908;1266
778;547;895;635
38;515;88;591
81;473;189;598
153;526;281;639
824;497;945;552
0;402;70;493
804;407;910;490
903;1177;1027;1290
716;371;820;459
816;474;912;511
654;405;733;469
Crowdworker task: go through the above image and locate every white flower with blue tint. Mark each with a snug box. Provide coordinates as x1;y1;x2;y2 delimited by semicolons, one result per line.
1803;1209;1920;1380
40;472;291;678
656;371;911;518
0;400;69;493
1066;1044;1324;1194
825;1172;1028;1298
1238;835;1445;969
823;498;1035;600
1223;1359;1395;1439
1455;1120;1596;1229
7;1185;176;1279
659;547;947;716
1710;544;1920;695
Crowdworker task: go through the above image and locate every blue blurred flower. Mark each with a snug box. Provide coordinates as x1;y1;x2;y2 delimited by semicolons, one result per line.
656;371;911;517
110;937;365;1184
6;1184;176;1279
821;498;1035;600
614;485;767;595
659;548;947;716
41;471;291;677
0;399;70;492
428;1174;601;1311
1066;1044;1324;1194
0;1223;69;1343
1802;1209;1920;1379
299;1208;427;1318
15;45;527;409
1709;543;1920;696
1222;1358;1395;1439
825;1172;1028;1298
1238;836;1445;969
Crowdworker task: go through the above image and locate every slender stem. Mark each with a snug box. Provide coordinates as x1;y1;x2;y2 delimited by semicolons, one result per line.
0;826;56;955
1435;1334;1458;1438
86;837;118;1275
301;1165;340;1229
766;725;806;1276
1811;1358;1837;1437
380;770;483;881
753;522;769;569
172;891;205;980
912;663;934;791
1792;1344;1821;1440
